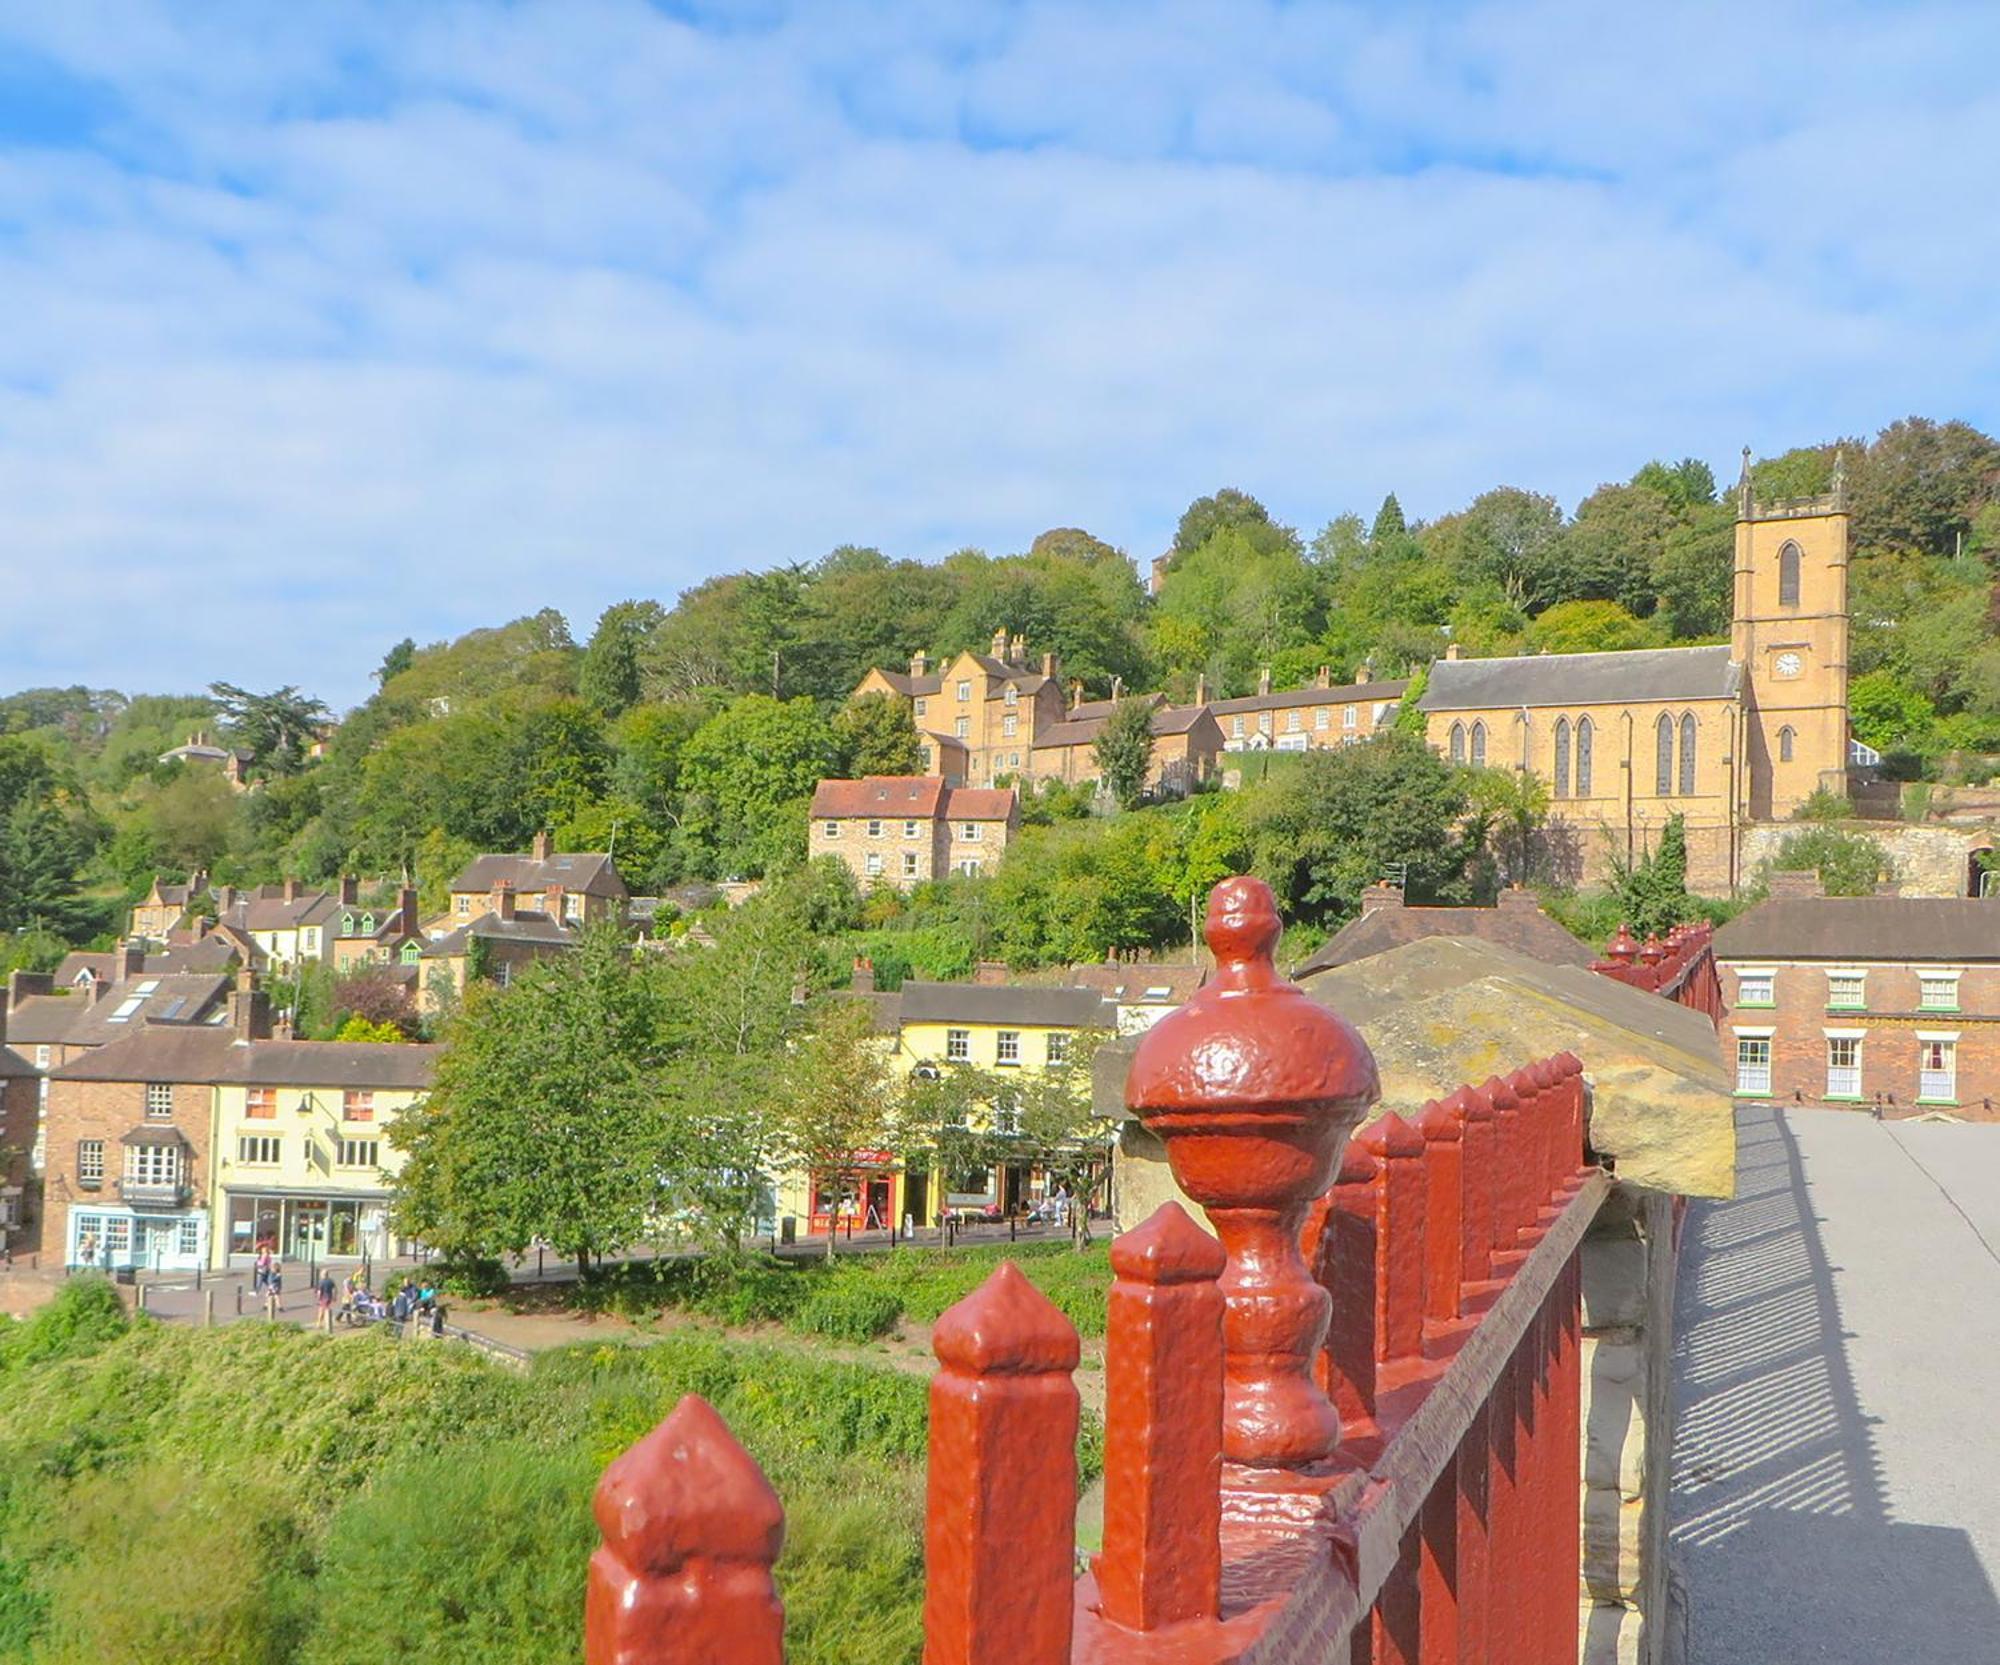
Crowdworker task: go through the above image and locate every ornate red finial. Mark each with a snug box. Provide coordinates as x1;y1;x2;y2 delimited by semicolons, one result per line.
1126;876;1379;1472
1640;934;1665;966
1605;923;1638;964
586;1394;785;1665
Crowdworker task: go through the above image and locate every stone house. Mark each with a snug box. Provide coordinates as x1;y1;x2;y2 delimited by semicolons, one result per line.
1418;458;1854;891
854;633;1068;789
211;880;341;970
1714;879;2000;1120
1209;665;1408;754
328;881;424;972
809;777;1018;890
418;883;578;1013
128;870;207;944
445;830;628;929
1027;699;1224;795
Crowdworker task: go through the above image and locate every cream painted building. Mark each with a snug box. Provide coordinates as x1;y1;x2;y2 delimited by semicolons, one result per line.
772;976;1114;1233
1419;452;1852;890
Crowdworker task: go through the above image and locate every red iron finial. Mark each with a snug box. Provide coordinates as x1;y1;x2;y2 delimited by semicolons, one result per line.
1126;876;1379;1472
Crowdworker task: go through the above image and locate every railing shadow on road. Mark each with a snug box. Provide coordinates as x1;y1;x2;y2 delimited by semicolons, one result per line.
1669;1103;2000;1659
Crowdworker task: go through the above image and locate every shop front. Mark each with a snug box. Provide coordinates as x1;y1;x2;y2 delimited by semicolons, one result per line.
806;1150;899;1234
67;1205;208;1273
219;1188;398;1268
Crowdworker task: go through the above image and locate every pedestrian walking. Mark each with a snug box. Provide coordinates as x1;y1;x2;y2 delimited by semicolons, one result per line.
315;1270;336;1333
80;1231;98;1269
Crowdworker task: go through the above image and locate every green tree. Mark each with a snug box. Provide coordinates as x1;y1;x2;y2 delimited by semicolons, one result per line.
1526;600;1661;656
1424;487;1566;612
1093;696;1156;810
832;693;923;778
206;682;332;776
1848;669;1938;754
678;695;838;877
390;924;673;1275
1611;813;1699;938
1466;766;1550;886
376;637;417;686
1171;488;1286;561
577;601;661;716
1369;493;1407;543
765;998;894;1258
1244;733;1476;924
1763;827;1888;897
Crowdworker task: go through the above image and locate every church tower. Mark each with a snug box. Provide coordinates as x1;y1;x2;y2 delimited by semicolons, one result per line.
1732;448;1850;819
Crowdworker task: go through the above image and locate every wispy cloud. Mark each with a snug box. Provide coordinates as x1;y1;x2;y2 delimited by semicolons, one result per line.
1;0;1995;704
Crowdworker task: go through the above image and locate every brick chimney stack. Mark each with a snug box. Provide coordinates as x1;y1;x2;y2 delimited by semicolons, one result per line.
1355;663;1372;684
120;939;147;978
283;876;300;903
545;883;567;923
852;956;876;994
532;829;554;862
398;886;419;936
1359;882;1404;914
1444;644;1463;661
991;627;1010;659
1195;673;1210;705
1009;633;1026;664
1496;886;1541;914
1315;666;1332;690
1041;651;1057;677
231;968;272;1042
1258;667;1273;696
339;875;359;905
910;649;930;677
491;881;518;922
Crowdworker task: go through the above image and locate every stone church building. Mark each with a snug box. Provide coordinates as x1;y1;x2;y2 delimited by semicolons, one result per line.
1419;452;1852;891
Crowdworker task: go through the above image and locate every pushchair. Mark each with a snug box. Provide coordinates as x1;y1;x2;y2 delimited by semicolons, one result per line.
339;1289;388;1326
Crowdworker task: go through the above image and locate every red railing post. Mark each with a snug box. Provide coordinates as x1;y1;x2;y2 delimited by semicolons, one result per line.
1480;1075;1523;1262
1321;1142;1380;1435
1456;1399;1492;1662
1126;876;1379;1472
585;1393;785;1665
1416;1097;1463;1334
1418;1458;1459;1665
1507;1062;1550;1227
924;1262;1080;1665
1096;1202;1225;1633
1456;1085;1496;1299
1358;1111;1427;1369
1556;1052;1586;1176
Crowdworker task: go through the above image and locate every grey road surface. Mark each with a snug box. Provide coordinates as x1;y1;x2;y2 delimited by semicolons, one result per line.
1671;1105;2000;1662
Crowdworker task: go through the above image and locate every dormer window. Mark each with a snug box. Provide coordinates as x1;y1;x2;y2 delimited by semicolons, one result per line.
956;680;971;702
1004;685;1018;706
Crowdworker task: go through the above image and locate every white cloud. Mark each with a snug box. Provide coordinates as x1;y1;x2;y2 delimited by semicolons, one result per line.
0;0;1995;703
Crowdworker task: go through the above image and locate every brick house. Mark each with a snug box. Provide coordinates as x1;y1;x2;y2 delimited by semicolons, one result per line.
418;882;579;1013
1026;698;1223;795
328;881;424;972
129;870;207;944
1714;880;2000;1120
810;777;1019;891
44;974;273;1272
0;1033;35;1247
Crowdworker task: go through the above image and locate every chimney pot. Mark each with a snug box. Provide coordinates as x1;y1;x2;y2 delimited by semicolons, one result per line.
492;881;517;922
532;829;553;862
1316;666;1331;689
992;627;1010;659
851;956;876;994
283;876;299;903
1444;644;1462;661
1258;666;1272;696
339;875;359;906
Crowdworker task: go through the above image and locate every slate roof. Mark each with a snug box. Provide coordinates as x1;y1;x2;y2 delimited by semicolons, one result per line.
1419;645;1740;713
448;851;627;899
60;974;232;1046
1713;897;2000;963
220;890;340;932
868;669;945;698
421;910;577;956
0;1045;34;1079
4;993;86;1045
1210;678;1409;717
52;1027;439;1087
1294;900;1596;977
1033;703;1213;751
896;980;1115;1028
148;936;243;975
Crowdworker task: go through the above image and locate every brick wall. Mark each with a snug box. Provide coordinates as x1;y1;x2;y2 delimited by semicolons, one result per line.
44;1077;215;1256
1723;961;2000;1121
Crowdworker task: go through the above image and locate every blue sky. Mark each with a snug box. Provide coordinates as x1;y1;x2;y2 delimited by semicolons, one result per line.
1;1;1996;707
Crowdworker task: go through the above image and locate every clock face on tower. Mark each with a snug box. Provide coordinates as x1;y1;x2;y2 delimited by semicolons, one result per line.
1774;651;1803;679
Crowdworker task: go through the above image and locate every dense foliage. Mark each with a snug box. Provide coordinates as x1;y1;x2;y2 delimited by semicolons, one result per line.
3;418;1994;962
0;1276;1107;1664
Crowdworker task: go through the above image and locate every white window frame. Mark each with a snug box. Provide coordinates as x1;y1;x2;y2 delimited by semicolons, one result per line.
337;1138;380;1169
1918;971;1961;1012
1823;1030;1864;1100
901;851;919;877
914;697;928;717
78;1138;105;1186
955;858;982;876
1733;1027;1775;1097
945;1028;971;1063
1917;1031;1959;1103
956;680;971;702
1285;710;1301;733
1045;1032;1071;1065
996;1030;1021;1066
1231;716;1245;739
238;1135;281;1165
864;853;884;877
1825;969;1867;1011
903;820;918;838
960;823;983;842
1004;684;1018;706
1734;967;1776;1009
867;819;882;839
955;717;970;739
125;1142;181;1188
1314;708;1330;731
823;820;840;838
1003;714;1018;738
1343;704;1358;730
145;1082;174;1119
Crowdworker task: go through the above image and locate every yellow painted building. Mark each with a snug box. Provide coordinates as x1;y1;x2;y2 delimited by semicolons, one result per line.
772;977;1114;1232
206;1041;439;1268
1419;452;1851;891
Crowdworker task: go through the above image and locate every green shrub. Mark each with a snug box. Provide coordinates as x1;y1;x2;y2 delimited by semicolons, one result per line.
301;1442;597;1665
0;1273;130;1375
798;1281;903;1342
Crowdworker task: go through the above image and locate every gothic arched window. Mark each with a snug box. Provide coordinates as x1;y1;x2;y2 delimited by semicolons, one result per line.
1779;725;1795;763
1449;722;1466;764
1577;717;1594;797
1679;713;1698;796
1779;540;1802;608
1553;719;1571;798
1656;713;1674;795
1470;721;1487;767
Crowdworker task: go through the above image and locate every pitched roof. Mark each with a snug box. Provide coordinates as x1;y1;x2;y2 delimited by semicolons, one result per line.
0;1045;34;1079
56;952;122;986
3;993;82;1045
52;1026;439;1087
896;980;1115;1029
1713;897;2000;963
60;974;232;1046
810;777;948;819
448;851;627;899
941;787;1016;821
221;890;340;932
421;910;577;956
1032;702;1212;751
866;669;944;698
1294;898;1596;977
1209;678;1409;717
147;937;243;976
1419;645;1740;712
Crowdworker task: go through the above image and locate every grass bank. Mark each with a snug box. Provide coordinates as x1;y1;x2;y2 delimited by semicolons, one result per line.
0;1276;1103;1665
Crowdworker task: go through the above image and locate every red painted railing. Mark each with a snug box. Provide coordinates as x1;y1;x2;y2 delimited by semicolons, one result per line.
583;877;1605;1664
1591;919;1723;1021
